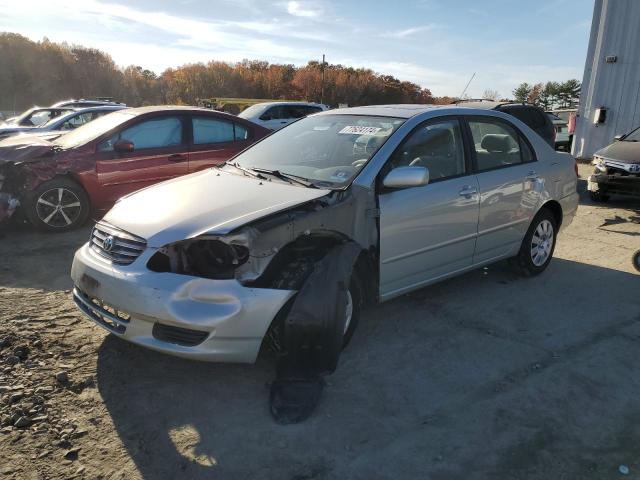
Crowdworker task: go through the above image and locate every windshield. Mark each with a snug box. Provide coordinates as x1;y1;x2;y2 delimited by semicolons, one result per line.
230;114;404;188
238;104;269;119
55;111;136;149
624;126;640;142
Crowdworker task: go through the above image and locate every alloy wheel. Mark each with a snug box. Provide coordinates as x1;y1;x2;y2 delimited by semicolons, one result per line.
530;219;554;267
35;188;82;228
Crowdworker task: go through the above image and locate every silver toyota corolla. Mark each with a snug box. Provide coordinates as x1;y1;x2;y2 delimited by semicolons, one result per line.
71;105;579;362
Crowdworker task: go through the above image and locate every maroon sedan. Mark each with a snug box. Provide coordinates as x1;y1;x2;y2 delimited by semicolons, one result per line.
0;106;269;231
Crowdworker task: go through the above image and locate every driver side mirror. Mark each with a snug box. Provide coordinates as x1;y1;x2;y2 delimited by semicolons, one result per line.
114;139;134;153
383;166;429;189
614;134;624;142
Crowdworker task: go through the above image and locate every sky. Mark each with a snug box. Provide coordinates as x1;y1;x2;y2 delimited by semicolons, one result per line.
0;0;595;98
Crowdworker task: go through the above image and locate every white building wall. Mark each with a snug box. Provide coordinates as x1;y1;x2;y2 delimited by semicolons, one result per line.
573;0;640;159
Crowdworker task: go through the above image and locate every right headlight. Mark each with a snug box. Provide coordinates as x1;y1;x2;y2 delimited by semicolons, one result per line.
147;237;250;279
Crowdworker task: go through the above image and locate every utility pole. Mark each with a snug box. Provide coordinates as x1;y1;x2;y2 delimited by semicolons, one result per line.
320;54;326;104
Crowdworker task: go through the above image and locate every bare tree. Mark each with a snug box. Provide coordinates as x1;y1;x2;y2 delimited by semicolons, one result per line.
482;89;500;101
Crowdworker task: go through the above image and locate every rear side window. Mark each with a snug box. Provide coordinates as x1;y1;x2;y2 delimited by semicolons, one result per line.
98;116;183;152
192;117;234;144
235;124;249;141
468;118;534;171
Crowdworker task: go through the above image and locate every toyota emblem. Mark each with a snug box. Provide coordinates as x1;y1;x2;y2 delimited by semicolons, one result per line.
103;235;115;252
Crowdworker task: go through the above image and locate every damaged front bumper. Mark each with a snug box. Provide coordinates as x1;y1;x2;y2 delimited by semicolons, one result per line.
70;243;295;363
587;173;640;198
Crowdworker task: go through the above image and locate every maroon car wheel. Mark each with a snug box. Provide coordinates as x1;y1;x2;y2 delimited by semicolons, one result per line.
25;177;90;232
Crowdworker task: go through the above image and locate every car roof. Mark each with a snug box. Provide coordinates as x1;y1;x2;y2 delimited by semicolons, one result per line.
53;105;128;119
318;104;452;119
249;101;326;108
51;99;125;107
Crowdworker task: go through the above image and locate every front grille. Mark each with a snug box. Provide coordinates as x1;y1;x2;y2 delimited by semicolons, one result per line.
90;222;146;265
73;288;129;334
152;323;209;347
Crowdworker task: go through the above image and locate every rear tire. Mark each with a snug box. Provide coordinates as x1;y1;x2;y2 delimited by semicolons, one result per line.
633;250;640;273
23;177;90;232
513;208;557;276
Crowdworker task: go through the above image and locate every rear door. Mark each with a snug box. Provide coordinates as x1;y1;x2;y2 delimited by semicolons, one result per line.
465;116;541;264
94;114;188;206
187;115;254;173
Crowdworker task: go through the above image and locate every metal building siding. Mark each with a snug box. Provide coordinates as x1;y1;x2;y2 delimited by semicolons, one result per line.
573;0;640;159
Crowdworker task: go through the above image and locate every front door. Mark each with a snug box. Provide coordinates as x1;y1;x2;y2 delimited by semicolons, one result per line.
465;116;541;263
378;117;480;300
94;115;188;208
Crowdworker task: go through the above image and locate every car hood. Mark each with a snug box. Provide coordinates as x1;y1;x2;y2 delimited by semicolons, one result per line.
0;135;56;164
595;141;640;164
103;169;332;247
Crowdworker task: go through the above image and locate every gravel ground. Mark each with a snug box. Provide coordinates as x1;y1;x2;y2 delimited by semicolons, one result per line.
0;163;639;480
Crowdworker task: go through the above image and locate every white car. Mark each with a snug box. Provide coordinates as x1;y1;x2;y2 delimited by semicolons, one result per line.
238;102;328;130
71;104;578;364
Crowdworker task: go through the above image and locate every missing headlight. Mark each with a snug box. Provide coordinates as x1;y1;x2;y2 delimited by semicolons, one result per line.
147;238;250;279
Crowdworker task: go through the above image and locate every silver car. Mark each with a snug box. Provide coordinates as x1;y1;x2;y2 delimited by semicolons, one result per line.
71;105;579;362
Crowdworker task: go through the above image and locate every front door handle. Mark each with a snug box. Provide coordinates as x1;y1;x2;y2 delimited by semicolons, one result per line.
168;154;187;162
459;185;478;198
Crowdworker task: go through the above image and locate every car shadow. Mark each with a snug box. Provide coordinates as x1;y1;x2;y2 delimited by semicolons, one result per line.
96;257;640;479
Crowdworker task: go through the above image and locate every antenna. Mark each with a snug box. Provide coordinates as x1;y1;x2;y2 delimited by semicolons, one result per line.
459;72;476;99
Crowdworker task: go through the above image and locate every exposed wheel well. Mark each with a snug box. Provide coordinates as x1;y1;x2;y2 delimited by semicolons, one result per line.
540;200;562;229
251;231;374;290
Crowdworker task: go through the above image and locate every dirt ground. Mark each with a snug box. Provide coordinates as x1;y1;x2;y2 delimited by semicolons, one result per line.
1;163;639;480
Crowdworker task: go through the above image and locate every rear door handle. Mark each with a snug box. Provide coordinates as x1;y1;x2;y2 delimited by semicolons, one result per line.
459;185;477;198
168;154;187;162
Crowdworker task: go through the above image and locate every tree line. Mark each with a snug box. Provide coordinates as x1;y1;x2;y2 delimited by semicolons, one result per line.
512;80;581;110
0;32;582;113
0;32;447;112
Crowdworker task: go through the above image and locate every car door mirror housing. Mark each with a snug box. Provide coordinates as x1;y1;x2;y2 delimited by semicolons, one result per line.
114;139;134;153
614;134;624;142
383;166;430;189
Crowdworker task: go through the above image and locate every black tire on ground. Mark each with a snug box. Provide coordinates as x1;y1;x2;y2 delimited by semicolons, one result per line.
589;190;610;202
633;250;640;273
23;177;90;232
512;208;558;277
263;260;363;353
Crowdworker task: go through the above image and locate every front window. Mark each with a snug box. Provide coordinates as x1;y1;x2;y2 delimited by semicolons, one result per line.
55;111;136;149
623;126;640;142
97;116;183;152
230;114;404;188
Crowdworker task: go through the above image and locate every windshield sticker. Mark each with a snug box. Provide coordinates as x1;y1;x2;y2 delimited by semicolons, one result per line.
313;126;330;131
329;170;351;181
338;126;382;135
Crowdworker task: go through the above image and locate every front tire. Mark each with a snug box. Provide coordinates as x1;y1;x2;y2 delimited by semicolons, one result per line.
24;177;90;232
589;190;610;202
513;208;557;276
264;261;362;353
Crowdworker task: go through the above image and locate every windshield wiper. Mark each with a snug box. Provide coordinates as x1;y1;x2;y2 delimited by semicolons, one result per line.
249;167;318;188
226;162;267;180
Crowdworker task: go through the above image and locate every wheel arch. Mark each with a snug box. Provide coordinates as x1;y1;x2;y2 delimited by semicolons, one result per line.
539;199;563;229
